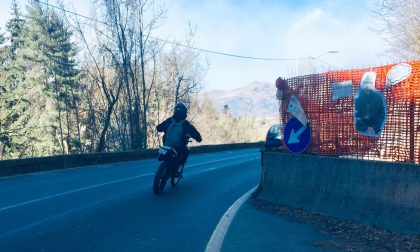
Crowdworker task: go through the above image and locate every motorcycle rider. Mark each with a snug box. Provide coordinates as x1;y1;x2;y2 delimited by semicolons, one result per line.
156;102;202;175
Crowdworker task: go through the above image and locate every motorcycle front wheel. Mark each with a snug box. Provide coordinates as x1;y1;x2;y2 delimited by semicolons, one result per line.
153;163;168;195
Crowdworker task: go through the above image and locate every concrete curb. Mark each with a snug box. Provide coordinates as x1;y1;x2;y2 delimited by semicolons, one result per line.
0;142;263;178
255;151;420;235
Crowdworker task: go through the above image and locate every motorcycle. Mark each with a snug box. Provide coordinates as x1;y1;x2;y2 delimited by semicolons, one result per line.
153;146;184;195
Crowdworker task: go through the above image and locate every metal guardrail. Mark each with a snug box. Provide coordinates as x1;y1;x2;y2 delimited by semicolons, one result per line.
0;142;263;178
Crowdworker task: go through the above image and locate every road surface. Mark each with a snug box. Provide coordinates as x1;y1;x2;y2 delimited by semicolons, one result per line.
0;148;260;251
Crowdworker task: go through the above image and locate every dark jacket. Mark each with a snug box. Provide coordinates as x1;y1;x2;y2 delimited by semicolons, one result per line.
156;117;202;147
354;87;386;134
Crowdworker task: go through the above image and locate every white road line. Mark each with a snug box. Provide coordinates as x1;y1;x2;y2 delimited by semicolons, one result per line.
201;158;259;173
0;173;154;212
0;153;259;212
187;154;258;168
0;153;258;181
205;185;258;252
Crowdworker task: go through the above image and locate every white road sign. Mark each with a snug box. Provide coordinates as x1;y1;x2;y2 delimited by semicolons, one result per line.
386;63;412;88
287;95;307;125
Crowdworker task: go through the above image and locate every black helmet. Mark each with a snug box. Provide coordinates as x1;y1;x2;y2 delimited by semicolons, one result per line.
174;102;188;113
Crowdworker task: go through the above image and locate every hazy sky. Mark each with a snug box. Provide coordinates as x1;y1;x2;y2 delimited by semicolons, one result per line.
0;0;394;91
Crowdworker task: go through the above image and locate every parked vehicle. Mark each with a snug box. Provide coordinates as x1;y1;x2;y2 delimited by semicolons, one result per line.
264;123;282;150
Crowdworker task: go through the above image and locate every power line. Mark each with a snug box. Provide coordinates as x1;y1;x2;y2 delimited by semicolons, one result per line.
151;38;305;61
33;0;307;62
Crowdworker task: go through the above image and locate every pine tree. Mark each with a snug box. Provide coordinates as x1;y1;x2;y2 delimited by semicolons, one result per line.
0;1;29;159
4;0;26;87
6;0;25;58
42;11;82;153
0;29;5;45
12;1;82;157
10;2;56;157
0;30;8;158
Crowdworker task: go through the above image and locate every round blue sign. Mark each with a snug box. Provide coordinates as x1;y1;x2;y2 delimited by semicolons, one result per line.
283;117;311;153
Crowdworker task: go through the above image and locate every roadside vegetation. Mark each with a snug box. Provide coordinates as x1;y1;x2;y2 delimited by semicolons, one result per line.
1;0;417;159
0;0;263;159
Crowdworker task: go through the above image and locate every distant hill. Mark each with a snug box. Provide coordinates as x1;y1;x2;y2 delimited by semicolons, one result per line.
204;81;279;118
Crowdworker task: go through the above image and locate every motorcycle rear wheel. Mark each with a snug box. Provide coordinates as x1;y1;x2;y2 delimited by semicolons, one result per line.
153;163;168;195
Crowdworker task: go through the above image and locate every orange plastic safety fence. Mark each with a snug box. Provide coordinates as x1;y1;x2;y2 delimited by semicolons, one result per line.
278;61;420;163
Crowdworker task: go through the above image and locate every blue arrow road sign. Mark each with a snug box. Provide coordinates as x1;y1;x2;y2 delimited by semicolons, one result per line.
284;117;311;153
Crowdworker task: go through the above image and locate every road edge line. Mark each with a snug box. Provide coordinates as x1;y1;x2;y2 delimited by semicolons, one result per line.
205;185;258;252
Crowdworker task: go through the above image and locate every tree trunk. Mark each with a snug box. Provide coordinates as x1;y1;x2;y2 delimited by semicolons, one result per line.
140;31;148;149
96;102;116;152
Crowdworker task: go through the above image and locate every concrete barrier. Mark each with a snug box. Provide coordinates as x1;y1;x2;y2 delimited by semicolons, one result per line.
0;142;263;178
256;151;420;234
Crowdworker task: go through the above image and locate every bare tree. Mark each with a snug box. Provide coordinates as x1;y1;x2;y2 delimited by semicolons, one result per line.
188;96;263;145
71;15;124;152
66;0;166;152
99;0;166;150
161;25;205;108
65;0;207;151
373;0;420;58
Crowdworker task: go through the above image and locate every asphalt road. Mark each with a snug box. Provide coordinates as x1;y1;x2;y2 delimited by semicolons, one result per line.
0;148;260;252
